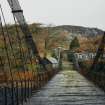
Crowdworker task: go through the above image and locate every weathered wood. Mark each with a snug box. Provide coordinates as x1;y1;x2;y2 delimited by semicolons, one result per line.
24;62;105;105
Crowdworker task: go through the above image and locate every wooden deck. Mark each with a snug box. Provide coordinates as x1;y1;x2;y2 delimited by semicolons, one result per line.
24;62;105;105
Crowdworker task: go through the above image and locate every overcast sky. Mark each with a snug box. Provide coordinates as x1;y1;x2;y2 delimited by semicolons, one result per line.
0;0;105;30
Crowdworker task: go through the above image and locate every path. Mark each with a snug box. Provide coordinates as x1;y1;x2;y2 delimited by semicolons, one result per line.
25;62;105;105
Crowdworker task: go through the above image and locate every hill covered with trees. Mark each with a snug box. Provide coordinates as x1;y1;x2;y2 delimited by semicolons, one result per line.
0;23;104;55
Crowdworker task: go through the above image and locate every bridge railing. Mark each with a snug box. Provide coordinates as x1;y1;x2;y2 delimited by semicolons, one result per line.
0;3;59;105
67;31;105;90
0;64;58;105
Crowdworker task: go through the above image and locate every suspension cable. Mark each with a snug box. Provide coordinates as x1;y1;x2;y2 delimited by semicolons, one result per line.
0;4;22;81
7;0;47;71
12;14;35;82
10;0;37;81
0;56;8;85
0;14;14;82
9;0;41;82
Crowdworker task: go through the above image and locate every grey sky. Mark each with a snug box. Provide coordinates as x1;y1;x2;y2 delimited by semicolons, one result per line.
0;0;105;30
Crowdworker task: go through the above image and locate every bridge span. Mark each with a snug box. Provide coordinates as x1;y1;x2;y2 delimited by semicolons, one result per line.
24;62;105;105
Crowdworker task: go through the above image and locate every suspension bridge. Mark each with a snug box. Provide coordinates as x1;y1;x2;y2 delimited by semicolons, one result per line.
0;0;105;105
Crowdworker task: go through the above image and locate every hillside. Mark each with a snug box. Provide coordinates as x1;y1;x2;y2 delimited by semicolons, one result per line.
74;36;103;52
47;25;104;52
53;25;104;37
0;24;104;56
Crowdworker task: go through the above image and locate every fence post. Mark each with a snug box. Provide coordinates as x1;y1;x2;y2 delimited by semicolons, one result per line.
4;86;7;105
27;79;30;98
20;81;24;105
16;81;19;105
24;80;27;102
11;82;14;105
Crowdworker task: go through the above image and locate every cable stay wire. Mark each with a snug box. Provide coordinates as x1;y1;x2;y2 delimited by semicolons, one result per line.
0;12;14;83
0;4;31;105
7;0;47;70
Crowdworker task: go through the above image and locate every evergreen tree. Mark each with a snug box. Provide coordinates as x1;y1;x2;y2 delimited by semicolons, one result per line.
70;37;80;50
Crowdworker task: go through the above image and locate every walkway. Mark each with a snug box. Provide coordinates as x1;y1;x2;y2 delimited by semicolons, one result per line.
25;62;105;105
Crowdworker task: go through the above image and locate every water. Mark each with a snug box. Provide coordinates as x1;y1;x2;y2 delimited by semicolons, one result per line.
25;62;105;105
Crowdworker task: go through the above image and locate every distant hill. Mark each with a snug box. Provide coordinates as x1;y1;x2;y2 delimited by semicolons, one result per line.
0;24;104;55
43;25;104;53
52;25;104;37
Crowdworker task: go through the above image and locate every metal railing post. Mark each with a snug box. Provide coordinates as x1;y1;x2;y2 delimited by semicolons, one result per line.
4;86;7;105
